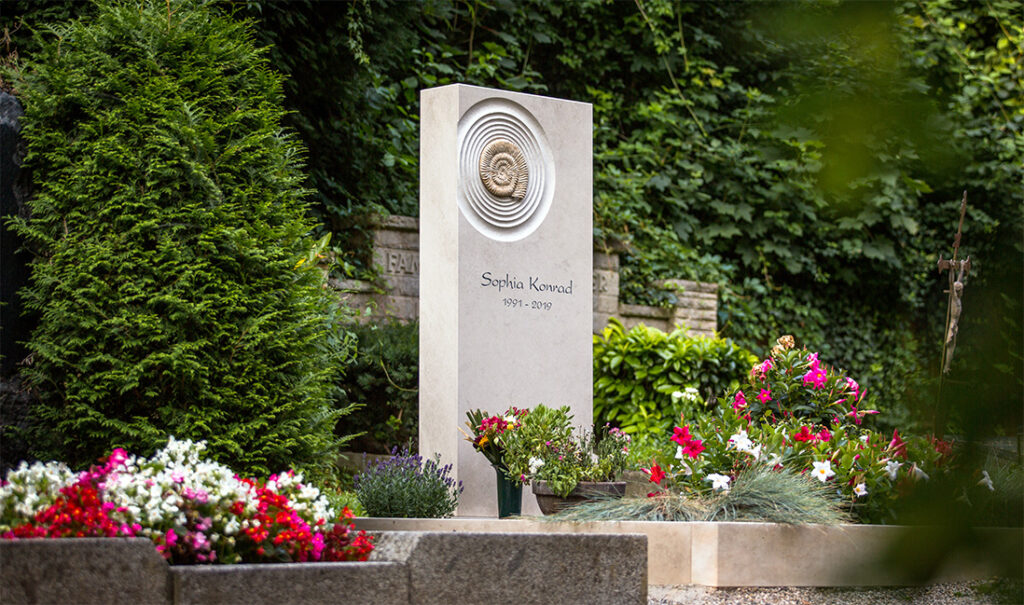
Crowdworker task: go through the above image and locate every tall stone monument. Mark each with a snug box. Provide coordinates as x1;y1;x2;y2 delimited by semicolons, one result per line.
419;84;593;516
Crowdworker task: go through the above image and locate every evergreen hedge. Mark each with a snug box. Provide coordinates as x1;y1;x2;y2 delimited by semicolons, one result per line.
8;0;347;477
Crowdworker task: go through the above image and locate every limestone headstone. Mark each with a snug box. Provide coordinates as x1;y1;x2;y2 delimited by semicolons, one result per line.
419;84;593;516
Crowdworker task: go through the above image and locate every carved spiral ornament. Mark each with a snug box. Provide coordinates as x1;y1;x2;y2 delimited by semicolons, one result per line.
457;99;555;242
479;140;528;200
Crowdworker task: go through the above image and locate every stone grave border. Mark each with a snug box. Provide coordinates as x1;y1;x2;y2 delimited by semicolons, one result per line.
354;517;1023;588
0;532;647;605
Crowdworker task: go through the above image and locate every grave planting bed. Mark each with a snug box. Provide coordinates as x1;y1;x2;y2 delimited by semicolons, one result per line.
354;517;1023;587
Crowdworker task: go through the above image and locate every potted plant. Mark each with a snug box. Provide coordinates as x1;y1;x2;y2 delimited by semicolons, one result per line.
461;407;528;517
501;405;631;515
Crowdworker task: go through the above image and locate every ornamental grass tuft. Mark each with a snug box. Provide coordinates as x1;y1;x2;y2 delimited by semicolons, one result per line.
545;464;847;525
354;449;462;518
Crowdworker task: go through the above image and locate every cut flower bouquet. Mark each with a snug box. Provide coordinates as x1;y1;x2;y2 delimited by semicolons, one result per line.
470;404;631;498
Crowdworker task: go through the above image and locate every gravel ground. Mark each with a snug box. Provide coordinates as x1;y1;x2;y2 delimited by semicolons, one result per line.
648;580;1021;605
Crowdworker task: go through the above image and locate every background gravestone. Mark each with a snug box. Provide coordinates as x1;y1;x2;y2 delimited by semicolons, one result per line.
419;84;593;516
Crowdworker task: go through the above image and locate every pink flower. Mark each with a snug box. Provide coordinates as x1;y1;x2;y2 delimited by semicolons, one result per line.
888;430;908;459
671;425;693;446
732;391;747;411
165;528;178;547
816;429;831;442
761;358;773;373
681;440;705;458
758;388;772;404
802;365;827;389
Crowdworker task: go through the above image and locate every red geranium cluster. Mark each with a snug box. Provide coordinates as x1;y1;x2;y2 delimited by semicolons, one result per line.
320;507;374;562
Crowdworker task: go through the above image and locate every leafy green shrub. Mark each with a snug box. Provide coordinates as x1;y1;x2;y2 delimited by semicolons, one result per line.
593;318;757;437
353;449;461;518
7;0;347;478
334;320;418;453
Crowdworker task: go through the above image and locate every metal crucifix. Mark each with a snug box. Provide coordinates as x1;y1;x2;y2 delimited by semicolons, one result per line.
938;191;972;374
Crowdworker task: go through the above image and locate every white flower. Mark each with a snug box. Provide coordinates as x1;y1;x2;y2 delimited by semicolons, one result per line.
911;463;929;481
884;460;902;481
859;435;870;443
528;457;545;474
978;470;994;492
766;453;782;467
705;473;731;492
853;483;868;497
671;387;702;405
727;430;751;451
811;460;835;483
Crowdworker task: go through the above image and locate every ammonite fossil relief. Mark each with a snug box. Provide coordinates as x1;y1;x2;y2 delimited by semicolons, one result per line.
457;98;554;242
479;139;528;201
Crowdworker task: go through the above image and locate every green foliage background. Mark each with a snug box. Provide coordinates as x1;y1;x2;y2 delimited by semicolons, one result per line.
5;0;1021;438
3;0;353;478
593;319;757;436
244;0;1024;434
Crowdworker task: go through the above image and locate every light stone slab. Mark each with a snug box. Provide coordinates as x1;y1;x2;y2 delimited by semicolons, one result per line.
354;518;1022;587
419;84;593;517
356;517;688;585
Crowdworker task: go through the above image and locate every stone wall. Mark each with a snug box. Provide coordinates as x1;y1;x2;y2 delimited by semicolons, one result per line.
334;216;718;337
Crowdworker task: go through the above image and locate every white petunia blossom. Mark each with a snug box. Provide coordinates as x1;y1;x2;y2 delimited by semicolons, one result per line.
811;460;835;483
884;460;902;481
910;463;929;481
853;483;868;497
528;457;545;475
705;473;731;492
978;470;994;492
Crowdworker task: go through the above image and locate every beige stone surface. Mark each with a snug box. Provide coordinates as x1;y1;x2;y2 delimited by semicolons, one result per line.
355;519;1022;589
355;517;690;585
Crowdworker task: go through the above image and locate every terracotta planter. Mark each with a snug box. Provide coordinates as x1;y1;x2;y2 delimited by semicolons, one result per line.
531;480;626;515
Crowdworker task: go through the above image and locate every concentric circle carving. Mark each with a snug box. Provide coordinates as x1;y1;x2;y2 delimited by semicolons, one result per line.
457;98;555;242
479;140;528;200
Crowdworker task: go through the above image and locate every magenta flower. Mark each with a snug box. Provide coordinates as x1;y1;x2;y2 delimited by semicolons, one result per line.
758;388;772;404
802;365;827;389
681;439;705;458
671;425;694;446
732;391;747;411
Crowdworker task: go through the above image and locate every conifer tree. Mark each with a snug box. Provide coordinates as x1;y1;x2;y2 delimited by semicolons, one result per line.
9;0;346;477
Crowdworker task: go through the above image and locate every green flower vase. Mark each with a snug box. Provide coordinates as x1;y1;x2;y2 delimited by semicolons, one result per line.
493;465;522;518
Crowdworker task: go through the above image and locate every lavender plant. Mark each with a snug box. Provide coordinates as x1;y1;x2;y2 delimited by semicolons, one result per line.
354;449;462;518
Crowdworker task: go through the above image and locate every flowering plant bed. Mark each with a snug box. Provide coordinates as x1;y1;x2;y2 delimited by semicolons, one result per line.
0;438;372;564
635;336;1001;524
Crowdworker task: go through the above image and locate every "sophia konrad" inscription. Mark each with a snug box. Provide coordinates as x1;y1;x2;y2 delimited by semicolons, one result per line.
480;271;574;295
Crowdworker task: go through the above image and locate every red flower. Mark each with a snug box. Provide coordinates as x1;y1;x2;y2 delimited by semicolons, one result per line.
793;426;815;442
816;429;832;442
643;463;666;485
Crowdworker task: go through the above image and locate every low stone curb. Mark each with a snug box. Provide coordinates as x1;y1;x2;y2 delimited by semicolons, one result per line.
1;531;648;605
